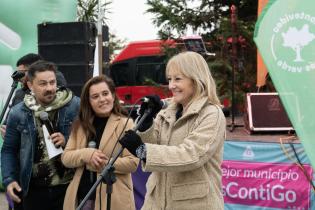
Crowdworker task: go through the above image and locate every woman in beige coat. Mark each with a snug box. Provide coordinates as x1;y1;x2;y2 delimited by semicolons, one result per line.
62;75;138;210
119;51;226;210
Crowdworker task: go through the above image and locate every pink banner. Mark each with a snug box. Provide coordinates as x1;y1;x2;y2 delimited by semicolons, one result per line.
222;160;312;209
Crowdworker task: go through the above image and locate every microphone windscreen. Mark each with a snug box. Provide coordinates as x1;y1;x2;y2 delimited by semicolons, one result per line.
88;141;97;148
141;97;168;109
39;111;49;121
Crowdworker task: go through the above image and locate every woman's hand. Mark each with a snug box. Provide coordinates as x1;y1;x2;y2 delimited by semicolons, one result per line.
89;150;108;171
119;130;144;157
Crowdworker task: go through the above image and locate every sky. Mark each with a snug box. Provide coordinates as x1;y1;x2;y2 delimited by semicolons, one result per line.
107;0;159;42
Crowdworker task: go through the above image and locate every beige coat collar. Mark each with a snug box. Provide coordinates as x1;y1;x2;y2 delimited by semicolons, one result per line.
78;113;121;149
98;113;121;151
159;97;209;123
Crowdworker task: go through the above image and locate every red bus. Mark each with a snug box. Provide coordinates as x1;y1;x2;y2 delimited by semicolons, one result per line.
109;36;209;107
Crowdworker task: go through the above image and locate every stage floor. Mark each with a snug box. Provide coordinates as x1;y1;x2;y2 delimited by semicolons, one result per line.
225;116;299;143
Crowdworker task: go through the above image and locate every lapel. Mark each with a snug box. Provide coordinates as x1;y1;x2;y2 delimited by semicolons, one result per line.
99;113;120;151
78;128;88;149
159;97;209;126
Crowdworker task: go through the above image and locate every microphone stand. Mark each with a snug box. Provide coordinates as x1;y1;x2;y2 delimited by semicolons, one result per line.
227;4;243;132
76;108;152;210
0;73;21;124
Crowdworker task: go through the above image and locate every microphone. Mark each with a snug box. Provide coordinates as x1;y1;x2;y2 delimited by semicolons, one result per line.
141;97;168;109
11;71;25;81
88;141;97;183
39;111;54;135
40;111;61;148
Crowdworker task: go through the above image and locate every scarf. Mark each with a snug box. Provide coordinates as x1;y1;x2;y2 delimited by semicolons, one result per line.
24;88;74;185
24;88;73;117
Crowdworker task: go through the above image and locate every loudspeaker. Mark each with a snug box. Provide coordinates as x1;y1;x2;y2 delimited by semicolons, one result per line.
38;22;96;44
244;93;294;132
57;64;93;84
56;64;94;96
102;25;110;63
67;84;85;97
38;22;98;96
38;22;110;96
38;22;96;64
38;44;95;64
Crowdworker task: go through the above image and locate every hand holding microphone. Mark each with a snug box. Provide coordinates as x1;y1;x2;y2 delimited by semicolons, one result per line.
39;111;65;148
137;95;165;131
89;149;108;172
119;130;144;158
138;95;165;117
120;95;165;157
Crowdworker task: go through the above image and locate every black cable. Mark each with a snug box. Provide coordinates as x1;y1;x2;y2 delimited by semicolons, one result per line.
107;98;143;162
289;143;315;192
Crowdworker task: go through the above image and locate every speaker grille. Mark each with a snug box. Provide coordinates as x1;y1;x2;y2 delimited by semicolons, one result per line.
38;22;96;44
39;44;95;64
245;93;294;132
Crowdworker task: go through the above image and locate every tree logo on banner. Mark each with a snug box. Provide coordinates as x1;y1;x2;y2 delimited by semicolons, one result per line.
270;12;315;73
282;24;315;62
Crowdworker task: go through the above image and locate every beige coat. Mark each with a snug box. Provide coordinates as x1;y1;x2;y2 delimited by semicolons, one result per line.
62;113;138;210
139;97;226;210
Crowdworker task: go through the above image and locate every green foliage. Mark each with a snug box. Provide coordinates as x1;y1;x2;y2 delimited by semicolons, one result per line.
109;33;127;58
146;0;227;37
77;0;126;60
77;0;112;24
208;59;232;100
161;43;180;63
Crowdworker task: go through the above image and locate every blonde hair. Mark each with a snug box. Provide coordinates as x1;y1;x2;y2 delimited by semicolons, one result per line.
166;51;221;105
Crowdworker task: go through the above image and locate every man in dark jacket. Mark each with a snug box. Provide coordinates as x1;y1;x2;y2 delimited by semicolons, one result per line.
1;60;79;210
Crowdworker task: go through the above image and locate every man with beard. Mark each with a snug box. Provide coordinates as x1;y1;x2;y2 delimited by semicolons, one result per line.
1;53;67;139
1;60;80;210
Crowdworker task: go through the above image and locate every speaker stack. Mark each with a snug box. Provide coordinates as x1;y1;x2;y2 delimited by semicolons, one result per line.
38;22;109;96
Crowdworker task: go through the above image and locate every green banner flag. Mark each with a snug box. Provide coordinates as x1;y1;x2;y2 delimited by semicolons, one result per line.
0;0;77;65
254;0;315;168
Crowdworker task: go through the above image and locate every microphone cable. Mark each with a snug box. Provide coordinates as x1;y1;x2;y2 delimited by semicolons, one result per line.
107;97;144;164
279;136;315;193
